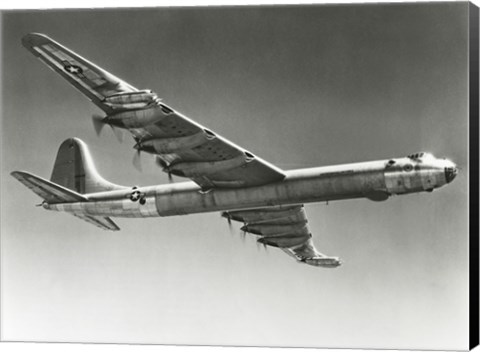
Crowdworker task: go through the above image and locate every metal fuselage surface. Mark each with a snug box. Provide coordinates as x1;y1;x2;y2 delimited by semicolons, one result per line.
45;154;456;218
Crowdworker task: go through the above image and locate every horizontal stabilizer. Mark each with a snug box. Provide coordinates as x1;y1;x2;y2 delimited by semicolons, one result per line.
73;213;120;231
11;171;87;203
11;171;119;231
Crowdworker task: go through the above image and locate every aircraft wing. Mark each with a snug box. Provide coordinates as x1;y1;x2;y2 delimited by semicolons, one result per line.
222;205;341;268
146;117;286;190
22;33;138;114
22;33;286;190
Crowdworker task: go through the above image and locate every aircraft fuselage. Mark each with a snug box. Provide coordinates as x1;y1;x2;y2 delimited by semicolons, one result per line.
44;154;456;218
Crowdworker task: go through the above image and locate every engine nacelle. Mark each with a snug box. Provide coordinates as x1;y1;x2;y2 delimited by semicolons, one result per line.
107;107;165;129
136;129;216;154
168;152;255;178
104;90;158;110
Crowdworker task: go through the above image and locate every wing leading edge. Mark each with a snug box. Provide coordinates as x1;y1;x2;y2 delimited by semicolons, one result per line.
222;205;342;268
22;33;286;190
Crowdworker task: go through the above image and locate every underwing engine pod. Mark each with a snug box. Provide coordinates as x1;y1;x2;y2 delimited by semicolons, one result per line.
167;152;255;178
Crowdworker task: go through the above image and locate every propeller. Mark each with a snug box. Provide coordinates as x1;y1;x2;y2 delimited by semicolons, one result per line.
132;148;142;172
92;114;105;136
112;127;124;143
221;212;234;235
92;114;124;142
240;230;246;243
239;222;247;243
256;239;268;252
221;212;233;228
155;156;173;182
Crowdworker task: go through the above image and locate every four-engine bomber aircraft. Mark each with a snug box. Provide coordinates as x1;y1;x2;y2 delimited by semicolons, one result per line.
12;33;458;268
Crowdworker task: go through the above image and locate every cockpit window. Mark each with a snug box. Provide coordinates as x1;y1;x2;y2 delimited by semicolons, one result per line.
408;152;427;160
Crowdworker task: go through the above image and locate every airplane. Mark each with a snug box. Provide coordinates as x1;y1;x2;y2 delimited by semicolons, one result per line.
12;33;458;268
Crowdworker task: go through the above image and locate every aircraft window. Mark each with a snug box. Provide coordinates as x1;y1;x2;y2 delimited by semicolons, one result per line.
414;165;421;171
387;160;395;165
408;152;427;160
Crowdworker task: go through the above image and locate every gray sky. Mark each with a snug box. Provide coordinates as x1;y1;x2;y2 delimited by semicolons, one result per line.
1;3;470;350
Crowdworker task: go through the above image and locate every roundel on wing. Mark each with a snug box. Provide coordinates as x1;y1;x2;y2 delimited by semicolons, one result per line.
64;64;83;75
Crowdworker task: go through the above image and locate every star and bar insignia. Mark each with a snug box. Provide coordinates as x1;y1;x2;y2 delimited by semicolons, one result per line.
63;62;84;76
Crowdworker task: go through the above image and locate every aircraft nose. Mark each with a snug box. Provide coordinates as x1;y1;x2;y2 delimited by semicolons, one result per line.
444;161;458;183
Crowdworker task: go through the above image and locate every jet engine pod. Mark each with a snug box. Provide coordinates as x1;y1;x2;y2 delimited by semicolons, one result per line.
304;256;342;268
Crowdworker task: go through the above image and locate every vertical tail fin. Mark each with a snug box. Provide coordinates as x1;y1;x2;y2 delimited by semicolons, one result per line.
50;138;124;194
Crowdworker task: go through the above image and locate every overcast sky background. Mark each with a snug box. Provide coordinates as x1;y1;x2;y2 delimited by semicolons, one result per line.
1;3;471;350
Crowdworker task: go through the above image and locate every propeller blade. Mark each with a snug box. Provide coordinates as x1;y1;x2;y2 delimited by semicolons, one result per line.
240;230;246;243
155;156;166;168
132;149;142;172
111;125;124;143
155;157;174;182
221;212;234;233
256;239;268;252
92;114;105;136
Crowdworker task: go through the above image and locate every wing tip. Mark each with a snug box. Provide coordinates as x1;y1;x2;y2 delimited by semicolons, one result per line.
21;32;51;50
11;170;30;179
